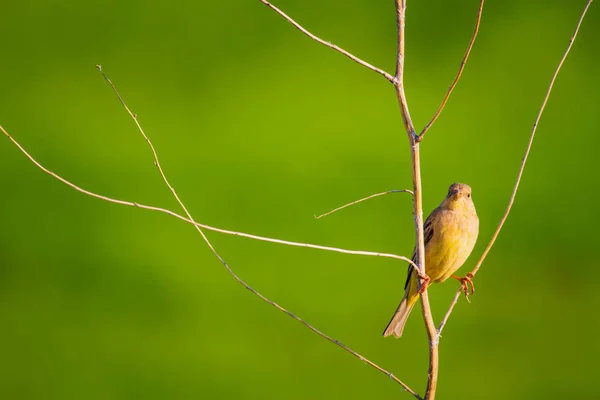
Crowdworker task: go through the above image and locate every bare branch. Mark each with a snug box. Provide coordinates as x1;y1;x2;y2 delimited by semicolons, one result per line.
1;127;416;266
393;1;439;398
437;290;461;336
438;0;594;336
0;126;421;398
259;0;395;83
417;0;485;142
2;124;416;265
0;101;419;399
394;1;417;139
97;67;423;397
315;189;414;219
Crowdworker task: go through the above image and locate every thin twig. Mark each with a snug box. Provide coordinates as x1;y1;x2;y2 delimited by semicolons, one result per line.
259;0;395;83
437;291;461;336
393;1;439;398
417;0;485;142
315;189;414;219
438;0;594;337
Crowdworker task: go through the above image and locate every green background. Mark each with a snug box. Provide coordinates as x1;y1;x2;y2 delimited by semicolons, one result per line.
1;1;599;399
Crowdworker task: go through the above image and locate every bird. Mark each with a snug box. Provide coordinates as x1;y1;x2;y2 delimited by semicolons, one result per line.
383;182;479;338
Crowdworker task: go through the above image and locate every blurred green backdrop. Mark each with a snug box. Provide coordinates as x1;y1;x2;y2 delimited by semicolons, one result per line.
1;0;599;399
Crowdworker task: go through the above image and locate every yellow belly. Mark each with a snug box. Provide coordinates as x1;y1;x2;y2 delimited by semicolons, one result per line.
425;209;479;282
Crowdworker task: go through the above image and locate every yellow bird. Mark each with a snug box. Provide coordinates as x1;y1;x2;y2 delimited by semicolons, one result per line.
383;183;479;338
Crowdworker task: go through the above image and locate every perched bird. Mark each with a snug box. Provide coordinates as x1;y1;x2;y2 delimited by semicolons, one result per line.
383;183;479;338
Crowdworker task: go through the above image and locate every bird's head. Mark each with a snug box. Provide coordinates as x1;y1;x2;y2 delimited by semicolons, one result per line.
441;182;476;212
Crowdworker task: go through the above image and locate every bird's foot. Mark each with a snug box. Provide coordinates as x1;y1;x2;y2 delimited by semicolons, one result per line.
416;272;431;295
452;272;475;302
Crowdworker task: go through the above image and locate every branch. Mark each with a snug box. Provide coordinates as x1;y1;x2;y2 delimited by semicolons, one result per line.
97;66;421;397
417;0;485;142
314;189;414;219
394;0;417;139
438;0;594;336
394;1;439;399
0;127;417;266
0;91;419;399
259;0;395;83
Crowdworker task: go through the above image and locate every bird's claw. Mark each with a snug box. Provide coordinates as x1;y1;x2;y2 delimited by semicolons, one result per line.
453;272;475;302
416;273;431;295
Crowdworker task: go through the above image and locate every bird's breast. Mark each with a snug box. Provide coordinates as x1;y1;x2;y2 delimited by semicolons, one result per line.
425;210;479;282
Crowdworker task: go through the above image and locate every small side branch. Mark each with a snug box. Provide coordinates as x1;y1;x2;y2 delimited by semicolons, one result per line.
417;0;485;141
315;189;414;219
437;290;461;335
259;0;395;83
438;0;593;336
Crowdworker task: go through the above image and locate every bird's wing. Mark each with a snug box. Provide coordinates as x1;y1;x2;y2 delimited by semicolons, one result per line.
404;208;437;289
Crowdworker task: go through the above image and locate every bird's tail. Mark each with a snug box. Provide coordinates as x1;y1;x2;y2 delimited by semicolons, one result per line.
383;272;419;338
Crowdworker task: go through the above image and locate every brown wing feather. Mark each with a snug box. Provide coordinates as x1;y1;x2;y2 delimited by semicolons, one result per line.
403;208;437;289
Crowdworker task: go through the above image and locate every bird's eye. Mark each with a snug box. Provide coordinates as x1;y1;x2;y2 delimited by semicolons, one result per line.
467;193;471;198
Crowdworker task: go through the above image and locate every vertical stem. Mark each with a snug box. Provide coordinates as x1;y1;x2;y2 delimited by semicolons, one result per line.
395;0;439;398
410;141;439;399
394;0;416;139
